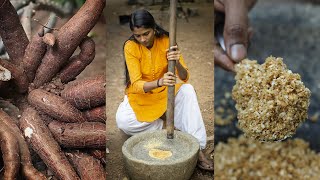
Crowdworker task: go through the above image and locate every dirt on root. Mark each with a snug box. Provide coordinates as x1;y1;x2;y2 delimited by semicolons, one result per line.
105;0;214;179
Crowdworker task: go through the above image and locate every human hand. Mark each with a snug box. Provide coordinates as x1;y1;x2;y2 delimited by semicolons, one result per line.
214;0;256;72
166;45;181;62
159;72;177;86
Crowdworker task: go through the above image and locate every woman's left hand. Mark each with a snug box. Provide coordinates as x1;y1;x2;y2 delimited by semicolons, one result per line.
166;45;180;61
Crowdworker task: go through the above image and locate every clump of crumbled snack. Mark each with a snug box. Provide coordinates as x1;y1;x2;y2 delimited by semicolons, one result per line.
232;56;311;141
215;135;320;179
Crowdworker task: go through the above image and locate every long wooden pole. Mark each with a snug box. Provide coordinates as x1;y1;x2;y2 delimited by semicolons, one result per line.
166;0;177;139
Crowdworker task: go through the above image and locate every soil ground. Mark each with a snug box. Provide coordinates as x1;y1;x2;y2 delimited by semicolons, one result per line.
105;0;214;179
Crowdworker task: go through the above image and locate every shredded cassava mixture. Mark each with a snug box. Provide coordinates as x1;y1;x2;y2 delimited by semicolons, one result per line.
232;56;311;141
215;135;320;179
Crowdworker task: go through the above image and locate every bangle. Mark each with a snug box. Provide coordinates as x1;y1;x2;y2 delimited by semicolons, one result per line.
157;79;161;87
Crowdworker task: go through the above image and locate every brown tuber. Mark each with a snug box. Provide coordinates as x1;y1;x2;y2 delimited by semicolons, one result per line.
48;121;106;148
32;0;106;88
66;151;106;180
83;105;106;123
0;122;20;180
88;149;107;165
0;0;29;65
20;107;80;180
22;29;47;82
0;110;46;180
28;89;86;123
61;75;106;110
59;37;95;83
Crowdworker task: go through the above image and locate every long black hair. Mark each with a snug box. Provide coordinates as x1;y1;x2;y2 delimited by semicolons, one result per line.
124;9;169;85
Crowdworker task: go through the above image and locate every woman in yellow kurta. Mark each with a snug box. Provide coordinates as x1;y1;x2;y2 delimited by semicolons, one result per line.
116;9;213;171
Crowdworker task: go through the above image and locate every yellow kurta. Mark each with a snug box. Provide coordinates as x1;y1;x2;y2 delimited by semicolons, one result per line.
124;35;189;122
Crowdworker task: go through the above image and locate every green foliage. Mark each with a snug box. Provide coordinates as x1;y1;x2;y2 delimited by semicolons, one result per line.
74;0;86;8
52;0;85;8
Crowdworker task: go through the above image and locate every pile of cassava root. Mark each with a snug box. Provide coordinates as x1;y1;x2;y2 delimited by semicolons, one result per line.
0;0;106;179
232;56;311;141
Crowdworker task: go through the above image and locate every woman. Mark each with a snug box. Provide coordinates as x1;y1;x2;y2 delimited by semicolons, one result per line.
116;9;213;171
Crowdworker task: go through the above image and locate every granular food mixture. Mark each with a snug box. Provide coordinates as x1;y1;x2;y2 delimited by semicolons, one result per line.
144;139;162;149
215;135;320;179
232;56;311;141
149;148;172;160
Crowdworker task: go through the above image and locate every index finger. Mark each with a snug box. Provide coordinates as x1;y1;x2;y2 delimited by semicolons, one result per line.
169;45;178;51
166;72;175;76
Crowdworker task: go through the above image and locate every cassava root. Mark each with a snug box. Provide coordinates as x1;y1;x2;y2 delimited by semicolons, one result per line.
0;0;107;178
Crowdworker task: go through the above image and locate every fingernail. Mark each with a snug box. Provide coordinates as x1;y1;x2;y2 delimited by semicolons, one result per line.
231;44;246;62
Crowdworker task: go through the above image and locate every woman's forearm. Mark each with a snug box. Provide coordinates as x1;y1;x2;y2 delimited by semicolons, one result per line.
143;80;160;93
142;63;187;93
176;61;188;81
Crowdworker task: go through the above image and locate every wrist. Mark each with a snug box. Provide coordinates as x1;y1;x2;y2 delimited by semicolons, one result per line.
157;78;162;87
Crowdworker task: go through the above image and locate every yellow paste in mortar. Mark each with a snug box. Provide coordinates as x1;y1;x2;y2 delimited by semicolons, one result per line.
149;148;172;160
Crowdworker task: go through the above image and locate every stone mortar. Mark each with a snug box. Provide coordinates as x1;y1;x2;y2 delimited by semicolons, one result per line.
122;130;199;180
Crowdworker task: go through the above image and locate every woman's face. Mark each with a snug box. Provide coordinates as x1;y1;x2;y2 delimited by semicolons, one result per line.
132;27;155;48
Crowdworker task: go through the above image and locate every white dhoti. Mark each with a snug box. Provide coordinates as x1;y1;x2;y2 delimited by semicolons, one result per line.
116;84;207;149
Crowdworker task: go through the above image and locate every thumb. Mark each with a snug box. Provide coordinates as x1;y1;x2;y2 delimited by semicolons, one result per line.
223;0;249;63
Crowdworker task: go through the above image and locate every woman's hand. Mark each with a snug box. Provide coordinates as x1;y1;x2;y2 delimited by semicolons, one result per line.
166;45;180;62
159;72;176;86
166;45;188;81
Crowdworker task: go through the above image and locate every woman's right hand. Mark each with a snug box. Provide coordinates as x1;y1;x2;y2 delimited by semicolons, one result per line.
160;72;176;86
